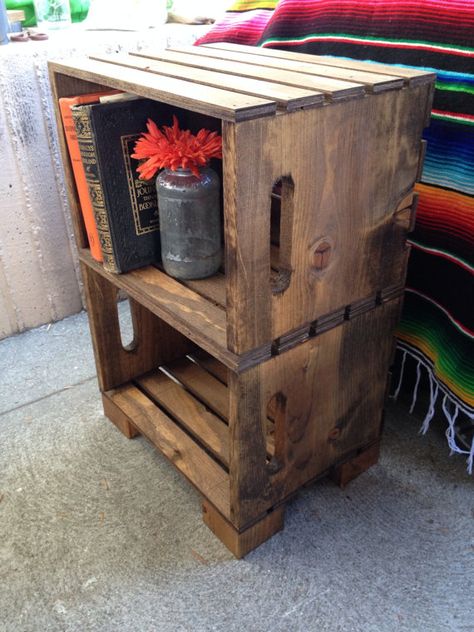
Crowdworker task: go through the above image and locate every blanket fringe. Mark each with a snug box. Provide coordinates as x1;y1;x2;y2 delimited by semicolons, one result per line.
392;345;474;474
420;372;439;435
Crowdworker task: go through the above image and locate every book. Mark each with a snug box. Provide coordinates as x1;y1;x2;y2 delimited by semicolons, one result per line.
59;90;119;261
72;98;163;273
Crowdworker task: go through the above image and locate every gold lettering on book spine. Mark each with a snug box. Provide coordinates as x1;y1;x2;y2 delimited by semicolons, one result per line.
122;135;159;236
72;107;118;273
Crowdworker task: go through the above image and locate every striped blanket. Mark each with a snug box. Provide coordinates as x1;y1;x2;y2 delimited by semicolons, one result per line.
196;0;474;470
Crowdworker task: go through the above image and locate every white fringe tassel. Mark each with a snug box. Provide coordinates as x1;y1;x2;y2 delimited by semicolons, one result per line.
442;395;459;455
468;439;474;476
393;347;474;474
409;361;422;414
392;350;407;400
420;372;439;435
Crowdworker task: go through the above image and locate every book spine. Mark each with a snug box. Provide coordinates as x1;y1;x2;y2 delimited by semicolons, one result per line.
59;99;103;262
72;106;119;273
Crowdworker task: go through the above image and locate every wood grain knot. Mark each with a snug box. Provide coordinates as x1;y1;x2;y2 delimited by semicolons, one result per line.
312;241;332;270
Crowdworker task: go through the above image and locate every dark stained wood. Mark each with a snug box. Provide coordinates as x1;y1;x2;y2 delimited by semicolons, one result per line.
195;44;405;93
166;357;228;418
223;119;275;354
393;191;418;233
91;53;325;112
180;272;227;308
262;84;433;339
204;43;436;86
80;251;275;373
255;298;403;503
136;369;230;467
138;49;366;101
424;82;436;127
164;356;275;458
80;261;191;391
102;392;140;439
80;250;230;366
107;383;230;517
329;441;381;489
417;140;428;182
190;350;229;385
228;366;274;527
202;499;284;558
48;50;434;557
49;59;277;122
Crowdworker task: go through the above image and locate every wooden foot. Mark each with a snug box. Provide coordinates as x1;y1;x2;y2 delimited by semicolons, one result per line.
202;500;284;559
102;392;140;439
329;441;380;489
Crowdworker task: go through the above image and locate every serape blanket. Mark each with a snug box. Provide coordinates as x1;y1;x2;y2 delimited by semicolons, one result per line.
196;0;474;471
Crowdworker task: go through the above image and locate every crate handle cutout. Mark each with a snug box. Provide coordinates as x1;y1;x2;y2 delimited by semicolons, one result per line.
270;175;295;295
117;293;137;351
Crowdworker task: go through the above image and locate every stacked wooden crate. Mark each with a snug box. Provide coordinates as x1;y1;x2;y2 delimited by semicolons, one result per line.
49;44;434;557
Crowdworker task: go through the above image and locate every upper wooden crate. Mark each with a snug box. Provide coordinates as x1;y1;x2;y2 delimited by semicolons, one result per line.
49;44;435;369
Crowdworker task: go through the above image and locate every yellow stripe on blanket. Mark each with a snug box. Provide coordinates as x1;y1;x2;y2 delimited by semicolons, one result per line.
228;0;278;12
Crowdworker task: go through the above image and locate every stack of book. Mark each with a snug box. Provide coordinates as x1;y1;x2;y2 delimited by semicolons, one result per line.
60;92;165;273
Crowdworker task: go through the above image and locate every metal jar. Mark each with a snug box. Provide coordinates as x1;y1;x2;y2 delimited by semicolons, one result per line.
156;166;222;280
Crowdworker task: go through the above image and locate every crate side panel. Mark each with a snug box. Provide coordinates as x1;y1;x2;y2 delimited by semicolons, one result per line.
270;84;431;338
262;297;403;500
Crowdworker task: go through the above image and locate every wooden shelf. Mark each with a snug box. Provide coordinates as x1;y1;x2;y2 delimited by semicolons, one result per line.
103;351;276;523
104;381;231;518
54;48;430;359
80;248;232;362
80;249;275;371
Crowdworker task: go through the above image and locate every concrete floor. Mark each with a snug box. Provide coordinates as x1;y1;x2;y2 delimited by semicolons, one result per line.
0;308;472;632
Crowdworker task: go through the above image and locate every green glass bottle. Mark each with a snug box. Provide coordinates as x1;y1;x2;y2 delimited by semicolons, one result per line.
5;0;36;27
70;0;90;22
6;0;90;26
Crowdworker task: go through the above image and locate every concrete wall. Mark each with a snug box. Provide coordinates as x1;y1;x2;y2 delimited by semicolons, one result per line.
0;25;208;340
0;41;82;338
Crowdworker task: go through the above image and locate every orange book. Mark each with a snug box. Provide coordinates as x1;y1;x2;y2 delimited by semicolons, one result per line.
59;91;119;261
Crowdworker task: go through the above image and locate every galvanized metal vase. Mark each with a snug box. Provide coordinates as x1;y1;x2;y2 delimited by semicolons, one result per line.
156;166;222;280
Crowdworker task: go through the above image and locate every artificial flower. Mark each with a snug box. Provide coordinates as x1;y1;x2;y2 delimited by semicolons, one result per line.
132;116;222;178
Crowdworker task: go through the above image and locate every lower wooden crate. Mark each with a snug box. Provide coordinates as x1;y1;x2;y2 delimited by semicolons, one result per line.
99;295;402;557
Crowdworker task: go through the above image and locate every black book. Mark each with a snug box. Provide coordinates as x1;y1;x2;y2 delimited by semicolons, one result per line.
72;97;163;273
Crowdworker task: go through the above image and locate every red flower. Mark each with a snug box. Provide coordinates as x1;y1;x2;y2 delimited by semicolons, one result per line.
131;115;222;179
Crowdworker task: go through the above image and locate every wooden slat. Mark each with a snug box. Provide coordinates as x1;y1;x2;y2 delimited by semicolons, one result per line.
194;45;404;93
134;50;365;101
166;356;275;457
105;384;230;517
166;357;229;419
205;43;436;86
180;272;227;308
91;53;325;112
137;370;230;467
49;58;276;122
191;350;229;385
228;366;274;527
79;250;236;368
223;118;274;354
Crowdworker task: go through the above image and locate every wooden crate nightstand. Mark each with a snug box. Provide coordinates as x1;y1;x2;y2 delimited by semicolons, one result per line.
48;44;434;557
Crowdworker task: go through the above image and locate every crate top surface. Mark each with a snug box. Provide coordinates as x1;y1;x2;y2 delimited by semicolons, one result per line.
49;43;435;122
